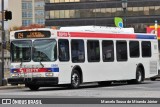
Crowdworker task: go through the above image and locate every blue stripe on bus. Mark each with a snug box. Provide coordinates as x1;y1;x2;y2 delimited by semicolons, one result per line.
49;68;59;72
10;69;15;73
136;34;157;39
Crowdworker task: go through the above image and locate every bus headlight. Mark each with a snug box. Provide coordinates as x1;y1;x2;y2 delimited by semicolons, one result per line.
45;72;53;77
11;73;19;77
13;70;17;73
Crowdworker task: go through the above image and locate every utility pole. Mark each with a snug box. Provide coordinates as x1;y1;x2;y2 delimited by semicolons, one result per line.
0;0;12;86
0;0;6;86
121;0;128;28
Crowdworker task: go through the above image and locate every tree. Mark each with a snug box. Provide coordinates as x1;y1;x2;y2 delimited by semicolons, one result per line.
19;24;45;30
10;24;45;31
10;26;20;31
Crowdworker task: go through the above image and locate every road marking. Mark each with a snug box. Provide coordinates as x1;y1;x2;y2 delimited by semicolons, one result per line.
135;87;150;89
102;87;115;89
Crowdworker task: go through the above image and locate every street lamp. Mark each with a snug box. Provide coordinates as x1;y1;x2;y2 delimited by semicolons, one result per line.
121;0;128;28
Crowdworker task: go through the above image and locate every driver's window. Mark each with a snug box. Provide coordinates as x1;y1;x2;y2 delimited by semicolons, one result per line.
58;39;70;61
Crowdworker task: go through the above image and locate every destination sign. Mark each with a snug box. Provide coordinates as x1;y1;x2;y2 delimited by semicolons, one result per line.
15;31;51;39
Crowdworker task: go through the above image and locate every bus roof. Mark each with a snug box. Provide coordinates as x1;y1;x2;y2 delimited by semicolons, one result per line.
10;26;157;40
60;26;135;34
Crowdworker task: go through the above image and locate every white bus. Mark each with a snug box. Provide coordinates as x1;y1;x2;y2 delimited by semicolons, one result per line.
8;26;159;90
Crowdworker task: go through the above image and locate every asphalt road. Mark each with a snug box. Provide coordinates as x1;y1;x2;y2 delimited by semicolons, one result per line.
0;79;160;98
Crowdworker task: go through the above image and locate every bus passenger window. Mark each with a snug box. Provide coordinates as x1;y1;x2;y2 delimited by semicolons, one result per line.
71;39;85;63
58;39;70;61
116;41;127;61
102;40;114;62
142;41;151;57
87;40;100;62
129;41;140;58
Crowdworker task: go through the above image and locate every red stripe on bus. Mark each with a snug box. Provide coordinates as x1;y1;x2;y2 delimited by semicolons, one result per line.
69;32;136;39
16;68;50;73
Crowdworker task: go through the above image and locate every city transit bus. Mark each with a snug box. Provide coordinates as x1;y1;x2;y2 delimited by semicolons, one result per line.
8;26;159;90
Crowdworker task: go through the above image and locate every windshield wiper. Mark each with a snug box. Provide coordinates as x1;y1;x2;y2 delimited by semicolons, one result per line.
39;60;44;68
37;57;44;68
20;58;23;68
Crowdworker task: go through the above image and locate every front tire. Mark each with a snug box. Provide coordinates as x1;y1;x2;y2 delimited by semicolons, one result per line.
11;83;18;86
26;84;40;91
70;70;81;89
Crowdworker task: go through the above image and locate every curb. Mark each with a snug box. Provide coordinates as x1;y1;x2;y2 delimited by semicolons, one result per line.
0;85;25;90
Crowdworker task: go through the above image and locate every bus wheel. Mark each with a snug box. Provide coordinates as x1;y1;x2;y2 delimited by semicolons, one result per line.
28;85;39;91
11;83;18;86
70;70;80;89
150;77;156;81
135;68;144;84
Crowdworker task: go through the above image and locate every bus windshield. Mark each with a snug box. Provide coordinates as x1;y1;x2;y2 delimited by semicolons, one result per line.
32;39;57;62
11;40;32;62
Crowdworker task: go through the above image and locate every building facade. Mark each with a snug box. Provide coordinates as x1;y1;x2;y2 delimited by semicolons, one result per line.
45;0;160;32
8;0;22;29
8;0;45;28
22;0;45;26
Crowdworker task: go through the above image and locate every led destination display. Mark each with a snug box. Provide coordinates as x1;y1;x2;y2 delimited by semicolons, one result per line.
15;31;51;39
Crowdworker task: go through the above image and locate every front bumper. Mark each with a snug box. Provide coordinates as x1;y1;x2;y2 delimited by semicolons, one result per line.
7;77;58;86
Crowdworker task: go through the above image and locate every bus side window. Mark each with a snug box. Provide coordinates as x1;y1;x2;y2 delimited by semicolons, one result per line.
129;41;140;58
142;41;151;57
102;40;114;62
116;41;128;61
58;39;70;61
87;40;100;62
71;39;85;63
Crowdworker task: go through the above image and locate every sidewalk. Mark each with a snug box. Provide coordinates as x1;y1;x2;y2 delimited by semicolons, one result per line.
0;70;26;90
0;84;25;90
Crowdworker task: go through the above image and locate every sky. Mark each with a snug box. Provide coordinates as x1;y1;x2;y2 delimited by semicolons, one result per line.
0;0;8;29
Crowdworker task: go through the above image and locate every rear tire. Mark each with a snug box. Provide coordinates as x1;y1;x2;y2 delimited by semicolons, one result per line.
128;67;144;84
134;68;144;84
150;77;156;81
70;70;81;89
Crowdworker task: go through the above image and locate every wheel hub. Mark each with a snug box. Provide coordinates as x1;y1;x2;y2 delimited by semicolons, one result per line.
72;73;79;86
137;71;142;82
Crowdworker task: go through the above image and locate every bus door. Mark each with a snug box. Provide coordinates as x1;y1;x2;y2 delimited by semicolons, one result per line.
58;39;71;84
116;41;129;79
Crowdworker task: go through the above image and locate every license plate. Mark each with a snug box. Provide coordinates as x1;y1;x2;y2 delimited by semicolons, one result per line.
26;68;39;73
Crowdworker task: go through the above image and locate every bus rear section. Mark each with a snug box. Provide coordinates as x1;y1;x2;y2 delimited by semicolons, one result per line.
150;39;160;81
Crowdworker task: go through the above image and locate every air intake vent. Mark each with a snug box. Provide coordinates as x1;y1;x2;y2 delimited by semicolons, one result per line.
150;61;157;74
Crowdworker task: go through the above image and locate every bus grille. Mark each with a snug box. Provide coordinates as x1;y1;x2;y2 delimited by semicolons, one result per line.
150;61;157;74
